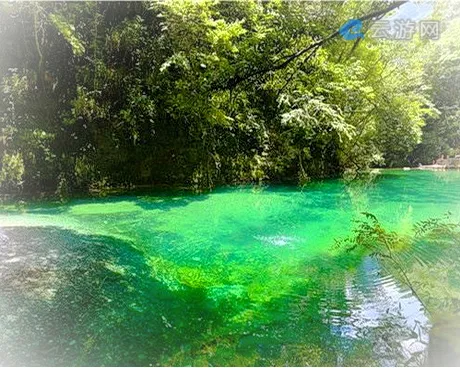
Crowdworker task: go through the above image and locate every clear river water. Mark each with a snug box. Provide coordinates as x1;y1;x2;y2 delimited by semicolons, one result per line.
0;170;459;366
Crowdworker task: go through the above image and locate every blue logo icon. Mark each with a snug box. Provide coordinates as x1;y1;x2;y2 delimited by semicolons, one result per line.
339;19;364;41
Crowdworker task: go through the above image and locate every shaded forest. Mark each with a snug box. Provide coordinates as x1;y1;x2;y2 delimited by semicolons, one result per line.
0;0;459;195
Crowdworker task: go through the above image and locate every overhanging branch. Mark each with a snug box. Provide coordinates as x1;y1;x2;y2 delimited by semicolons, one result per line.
223;1;407;90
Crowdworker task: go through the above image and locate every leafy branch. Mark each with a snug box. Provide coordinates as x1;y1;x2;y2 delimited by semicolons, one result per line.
223;1;407;90
335;211;460;314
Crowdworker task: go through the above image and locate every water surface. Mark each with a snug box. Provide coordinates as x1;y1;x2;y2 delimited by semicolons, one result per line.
1;170;459;366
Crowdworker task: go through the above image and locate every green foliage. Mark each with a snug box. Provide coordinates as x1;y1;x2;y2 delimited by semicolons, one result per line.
0;1;457;195
337;212;460;315
336;212;405;257
49;13;86;56
0;152;25;190
414;211;460;239
410;9;460;164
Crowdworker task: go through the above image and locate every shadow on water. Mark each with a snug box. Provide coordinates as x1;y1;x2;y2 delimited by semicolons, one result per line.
0;191;211;218
134;192;210;212
0;226;221;366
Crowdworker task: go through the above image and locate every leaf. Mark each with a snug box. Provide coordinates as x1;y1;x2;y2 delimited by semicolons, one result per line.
49;14;85;56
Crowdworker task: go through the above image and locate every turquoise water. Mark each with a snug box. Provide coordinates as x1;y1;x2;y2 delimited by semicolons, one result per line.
0;170;459;366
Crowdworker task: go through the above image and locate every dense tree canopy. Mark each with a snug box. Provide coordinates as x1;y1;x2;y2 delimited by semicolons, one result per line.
0;1;459;195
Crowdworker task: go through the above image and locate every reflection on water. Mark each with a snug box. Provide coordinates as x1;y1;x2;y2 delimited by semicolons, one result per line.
336;258;428;338
0;170;459;366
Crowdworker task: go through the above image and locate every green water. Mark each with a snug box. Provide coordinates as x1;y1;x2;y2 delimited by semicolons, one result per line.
0;170;459;366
